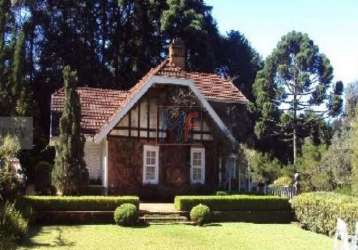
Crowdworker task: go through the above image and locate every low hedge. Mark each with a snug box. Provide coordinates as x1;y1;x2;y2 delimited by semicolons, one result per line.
35;211;114;225
291;192;358;235
211;210;292;223
21;196;139;211
174;195;290;211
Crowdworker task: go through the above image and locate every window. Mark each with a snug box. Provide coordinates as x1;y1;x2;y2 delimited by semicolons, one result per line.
143;145;159;184
190;147;205;184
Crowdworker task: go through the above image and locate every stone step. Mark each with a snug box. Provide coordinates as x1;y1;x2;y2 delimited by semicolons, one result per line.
139;210;188;216
140;213;191;225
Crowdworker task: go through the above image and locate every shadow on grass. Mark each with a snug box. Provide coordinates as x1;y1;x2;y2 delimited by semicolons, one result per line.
19;226;76;249
203;223;223;227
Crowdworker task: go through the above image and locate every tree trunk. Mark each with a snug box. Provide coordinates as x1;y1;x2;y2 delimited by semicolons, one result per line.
293;127;297;166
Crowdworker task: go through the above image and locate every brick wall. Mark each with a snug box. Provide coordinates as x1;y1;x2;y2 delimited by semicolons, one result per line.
107;136;219;200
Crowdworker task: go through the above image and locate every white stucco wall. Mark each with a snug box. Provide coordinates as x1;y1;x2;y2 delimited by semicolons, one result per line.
84;141;102;181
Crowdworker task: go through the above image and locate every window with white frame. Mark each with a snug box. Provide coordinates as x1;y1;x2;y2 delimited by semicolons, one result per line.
190;147;205;184
143;145;159;184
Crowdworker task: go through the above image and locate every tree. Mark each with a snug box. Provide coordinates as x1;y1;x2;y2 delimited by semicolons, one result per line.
296;139;333;191
52;66;88;195
0;0;11;115
0;135;21;201
351;110;358;194
216;30;263;101
11;30;31;116
160;0;220;71
344;81;358;119
253;31;343;164
243;147;286;184
319;128;351;188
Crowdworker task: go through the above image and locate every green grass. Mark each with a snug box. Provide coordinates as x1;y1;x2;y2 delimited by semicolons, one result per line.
19;223;332;250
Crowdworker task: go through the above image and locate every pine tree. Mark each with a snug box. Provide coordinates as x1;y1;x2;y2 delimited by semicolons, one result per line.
52;66;88;195
253;31;343;165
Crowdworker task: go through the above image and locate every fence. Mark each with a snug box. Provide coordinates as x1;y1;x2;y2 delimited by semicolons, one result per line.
268;186;297;199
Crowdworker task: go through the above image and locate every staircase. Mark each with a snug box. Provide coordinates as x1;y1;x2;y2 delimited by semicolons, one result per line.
139;203;191;225
140;211;191;224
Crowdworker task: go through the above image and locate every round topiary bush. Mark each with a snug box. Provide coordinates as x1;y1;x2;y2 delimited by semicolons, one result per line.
190;204;211;226
113;203;138;226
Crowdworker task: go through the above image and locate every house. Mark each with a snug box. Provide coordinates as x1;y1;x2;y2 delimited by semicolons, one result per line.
50;39;250;200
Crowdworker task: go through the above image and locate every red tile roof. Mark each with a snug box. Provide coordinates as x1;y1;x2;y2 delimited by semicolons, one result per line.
156;60;248;103
51;59;248;136
51;87;129;135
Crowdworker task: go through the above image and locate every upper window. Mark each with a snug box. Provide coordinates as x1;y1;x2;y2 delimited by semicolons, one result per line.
190;147;205;184
143;145;159;184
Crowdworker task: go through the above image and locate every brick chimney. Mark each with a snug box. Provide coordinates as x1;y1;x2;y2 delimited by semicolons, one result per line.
169;38;186;69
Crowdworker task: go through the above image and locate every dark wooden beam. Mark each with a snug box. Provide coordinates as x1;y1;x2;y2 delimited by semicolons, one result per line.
147;97;150;140
128;108;132;137
138;101;141;139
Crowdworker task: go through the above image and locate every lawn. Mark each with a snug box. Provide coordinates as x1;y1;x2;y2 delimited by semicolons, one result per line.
19;223;332;250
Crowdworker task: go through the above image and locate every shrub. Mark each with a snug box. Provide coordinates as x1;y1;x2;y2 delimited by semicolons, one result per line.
215;191;229;196
291;192;358;235
21;196;139;211
175;195;290;211
190;204;210;226
0;136;22;201
0;202;29;249
113;203;138;226
272;176;292;187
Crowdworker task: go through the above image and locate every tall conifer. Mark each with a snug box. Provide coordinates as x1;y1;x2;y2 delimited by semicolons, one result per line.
52;66;88;195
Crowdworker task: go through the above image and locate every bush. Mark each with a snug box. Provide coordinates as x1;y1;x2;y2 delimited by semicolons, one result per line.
272;176;292;187
215;191;229;196
0;202;29;249
175;195;290;212
291;192;358;235
21;196;139;211
190;204;210;226
113;203;138;226
0;136;22;201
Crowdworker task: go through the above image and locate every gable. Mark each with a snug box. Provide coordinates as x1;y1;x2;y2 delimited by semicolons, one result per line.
94;75;236;144
109;85;214;143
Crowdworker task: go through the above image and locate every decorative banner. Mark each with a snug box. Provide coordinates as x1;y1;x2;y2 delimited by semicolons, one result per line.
159;106;201;144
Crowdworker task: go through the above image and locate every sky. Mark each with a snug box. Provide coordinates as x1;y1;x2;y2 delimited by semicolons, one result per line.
205;0;358;84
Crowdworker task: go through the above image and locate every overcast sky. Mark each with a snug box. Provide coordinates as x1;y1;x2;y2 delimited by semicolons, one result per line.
205;0;358;84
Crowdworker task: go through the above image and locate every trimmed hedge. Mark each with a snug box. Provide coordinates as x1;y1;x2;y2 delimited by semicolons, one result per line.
21;196;139;211
174;195;290;211
36;211;114;225
212;210;292;223
291;192;358;235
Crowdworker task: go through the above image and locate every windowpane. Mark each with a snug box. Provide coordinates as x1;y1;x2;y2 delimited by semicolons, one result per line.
193;167;202;181
191;148;205;184
146;166;155;180
146;151;156;166
143;146;159;184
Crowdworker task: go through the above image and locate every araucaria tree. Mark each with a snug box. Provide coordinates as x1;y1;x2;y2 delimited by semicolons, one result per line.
253;31;343;164
52;66;88;195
